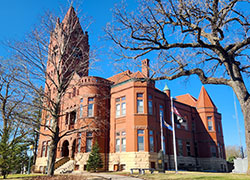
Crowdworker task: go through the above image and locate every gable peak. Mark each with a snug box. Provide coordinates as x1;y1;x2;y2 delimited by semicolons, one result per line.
196;86;216;109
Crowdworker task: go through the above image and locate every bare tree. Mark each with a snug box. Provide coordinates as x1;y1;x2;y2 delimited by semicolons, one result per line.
106;0;250;171
0;64;30;179
6;6;109;176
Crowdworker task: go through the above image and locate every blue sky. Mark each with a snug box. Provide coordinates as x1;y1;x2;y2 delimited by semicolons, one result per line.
0;0;246;149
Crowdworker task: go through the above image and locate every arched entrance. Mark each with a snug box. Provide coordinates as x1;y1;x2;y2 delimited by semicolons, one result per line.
61;140;69;157
71;139;76;158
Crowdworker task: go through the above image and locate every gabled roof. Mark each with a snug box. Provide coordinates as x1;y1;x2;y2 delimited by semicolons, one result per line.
108;70;145;85
176;93;197;107
196;86;216;109
107;70;132;84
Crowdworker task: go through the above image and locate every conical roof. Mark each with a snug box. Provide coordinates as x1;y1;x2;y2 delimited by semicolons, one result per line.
163;83;170;91
196;86;216;109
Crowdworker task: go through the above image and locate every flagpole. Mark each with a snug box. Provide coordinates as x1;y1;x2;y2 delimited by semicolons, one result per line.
171;97;178;173
159;111;165;172
160;114;164;152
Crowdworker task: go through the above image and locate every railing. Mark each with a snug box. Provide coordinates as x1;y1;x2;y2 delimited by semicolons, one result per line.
54;157;70;170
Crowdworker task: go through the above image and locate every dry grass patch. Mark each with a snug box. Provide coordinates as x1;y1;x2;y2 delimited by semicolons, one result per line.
110;171;250;180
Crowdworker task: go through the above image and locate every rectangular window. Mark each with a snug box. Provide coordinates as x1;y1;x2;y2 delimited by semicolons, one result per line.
137;129;144;151
88;98;94;117
148;95;153;115
86;138;92;152
69;111;76;125
45;119;49;130
138;129;144;134
116;104;120;117
121;102;126;116
49;119;52;128
137;100;143;113
41;141;46;157
137;93;144;113
149;130;154;152
116;96;126;117
186;142;191;156
65;113;69;125
121;138;126;152
46;141;50;157
138;136;144;151
211;146;217;157
217;142;221;158
78;138;81;153
137;93;143;98
116;138;120;152
72;87;76;97
218;122;221;135
178;139;183;156
86;132;92;137
207;116;213;131
121;131;126;136
116;131;126;152
80;104;83;118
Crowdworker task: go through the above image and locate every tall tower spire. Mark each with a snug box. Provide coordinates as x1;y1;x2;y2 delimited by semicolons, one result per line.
48;6;89;80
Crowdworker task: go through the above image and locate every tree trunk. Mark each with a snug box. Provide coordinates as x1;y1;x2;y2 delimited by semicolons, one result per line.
47;126;59;176
241;100;250;174
232;81;250;173
33;131;39;164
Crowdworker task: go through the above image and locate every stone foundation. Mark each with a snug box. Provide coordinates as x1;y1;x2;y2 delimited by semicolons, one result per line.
35;153;227;173
108;153;227;172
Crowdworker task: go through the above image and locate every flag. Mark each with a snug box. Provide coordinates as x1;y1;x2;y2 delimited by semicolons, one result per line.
173;106;186;124
162;120;173;131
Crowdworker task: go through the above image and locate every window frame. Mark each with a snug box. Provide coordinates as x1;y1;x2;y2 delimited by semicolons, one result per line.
88;97;94;117
177;139;183;156
148;95;153;115
137;93;144;113
137;129;145;151
115;96;126;118
86;132;93;153
149;130;154;152
207;116;213;131
41;141;46;157
186;141;191;156
115;130;126;152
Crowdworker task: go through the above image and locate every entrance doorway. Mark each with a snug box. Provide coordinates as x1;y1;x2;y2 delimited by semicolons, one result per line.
62;140;69;157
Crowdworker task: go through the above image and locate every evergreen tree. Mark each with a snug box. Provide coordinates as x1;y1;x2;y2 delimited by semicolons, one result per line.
86;142;103;172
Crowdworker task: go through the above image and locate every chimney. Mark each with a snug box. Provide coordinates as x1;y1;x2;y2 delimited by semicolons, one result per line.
141;59;149;78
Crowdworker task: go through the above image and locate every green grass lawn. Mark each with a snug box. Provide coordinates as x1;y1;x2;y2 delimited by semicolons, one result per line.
112;171;250;180
0;174;44;179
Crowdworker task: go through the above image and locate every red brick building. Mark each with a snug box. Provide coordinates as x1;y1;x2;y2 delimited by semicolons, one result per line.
35;7;227;173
